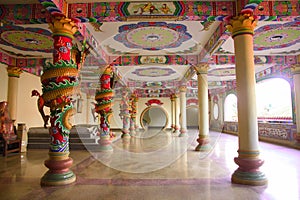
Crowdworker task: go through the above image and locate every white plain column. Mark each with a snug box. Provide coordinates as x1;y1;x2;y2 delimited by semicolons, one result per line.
6;66;22;123
194;64;211;151
227;12;267;186
170;94;175;131
179;86;187;136
291;63;300;144
174;94;180;134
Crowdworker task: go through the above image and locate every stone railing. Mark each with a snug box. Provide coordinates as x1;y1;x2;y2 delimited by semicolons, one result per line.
221;121;297;148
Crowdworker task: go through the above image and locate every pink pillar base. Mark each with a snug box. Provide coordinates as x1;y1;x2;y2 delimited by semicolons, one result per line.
179;128;187;137
195;136;211;151
295;135;300;145
98;136;113;151
231;156;267;186
173;126;180;134
41;157;76;186
122;129;131;138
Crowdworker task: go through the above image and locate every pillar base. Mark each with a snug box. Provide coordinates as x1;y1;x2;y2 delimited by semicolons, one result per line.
178;129;187;137
41;154;76;186
122;129;131;139
295;135;300;146
231;156;267;186
170;124;175;132
195;136;211;151
130;128;136;135
41;170;76;186
173;126;180;135
99;135;113;152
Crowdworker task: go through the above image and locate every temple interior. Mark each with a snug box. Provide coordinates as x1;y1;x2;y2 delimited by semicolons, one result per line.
0;0;299;200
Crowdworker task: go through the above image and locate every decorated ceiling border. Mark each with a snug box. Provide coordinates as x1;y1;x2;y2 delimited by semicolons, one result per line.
0;51;46;76
110;55;190;66
0;4;51;24
209;55;298;65
0;1;298;26
66;1;299;23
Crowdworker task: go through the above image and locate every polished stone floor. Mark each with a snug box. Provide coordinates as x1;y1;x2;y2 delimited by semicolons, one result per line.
0;129;299;200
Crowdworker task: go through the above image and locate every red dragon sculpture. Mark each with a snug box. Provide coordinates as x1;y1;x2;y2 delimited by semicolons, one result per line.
31;90;49;128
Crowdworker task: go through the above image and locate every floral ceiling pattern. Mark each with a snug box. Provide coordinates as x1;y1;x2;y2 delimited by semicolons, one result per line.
114;22;192;51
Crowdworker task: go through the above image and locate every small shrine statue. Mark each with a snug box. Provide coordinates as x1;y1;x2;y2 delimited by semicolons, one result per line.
0;101;17;140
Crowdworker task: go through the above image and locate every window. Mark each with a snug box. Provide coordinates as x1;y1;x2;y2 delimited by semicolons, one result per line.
256;78;292;122
224;93;238;122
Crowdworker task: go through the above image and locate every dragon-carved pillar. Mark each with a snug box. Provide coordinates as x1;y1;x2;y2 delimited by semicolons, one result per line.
39;13;78;186
120;89;131;138
95;65;114;151
129;93;138;135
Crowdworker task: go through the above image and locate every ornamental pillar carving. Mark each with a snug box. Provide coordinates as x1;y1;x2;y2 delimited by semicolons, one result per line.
194;64;211;151
6;66;22;123
38;14;78;186
291;63;300;145
227;11;267;186
120;88;131;138
129;93;138;135
179;85;187;137
95;65;114;151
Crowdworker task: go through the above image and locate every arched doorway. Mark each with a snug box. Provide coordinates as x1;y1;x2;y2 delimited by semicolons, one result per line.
186;105;198;128
140;106;168;130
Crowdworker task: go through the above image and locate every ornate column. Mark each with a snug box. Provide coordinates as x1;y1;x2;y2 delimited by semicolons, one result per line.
291;62;300;145
120;89;131;138
129;93;138;135
173;93;180;134
95;65;114;151
194;64;211;151
40;13;78;186
6;66;22;123
170;94;175;131
179;86;187;137
227;11;267;186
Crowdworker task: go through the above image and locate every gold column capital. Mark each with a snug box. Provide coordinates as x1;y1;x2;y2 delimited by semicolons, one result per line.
49;14;78;38
291;64;300;74
7;66;22;78
179;85;187;93
226;12;257;38
170;94;176;101
194;63;209;74
172;93;179;99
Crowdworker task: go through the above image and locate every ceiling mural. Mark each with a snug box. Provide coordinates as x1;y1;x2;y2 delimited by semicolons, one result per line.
0;0;299;98
0;25;53;53
253;20;300;51
114;22;192;51
131;67;176;78
208;67;236;77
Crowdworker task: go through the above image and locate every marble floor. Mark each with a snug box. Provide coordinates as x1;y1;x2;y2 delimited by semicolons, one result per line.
0;129;299;200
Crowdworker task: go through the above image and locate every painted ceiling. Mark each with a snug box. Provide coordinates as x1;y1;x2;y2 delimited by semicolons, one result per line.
0;0;299;98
